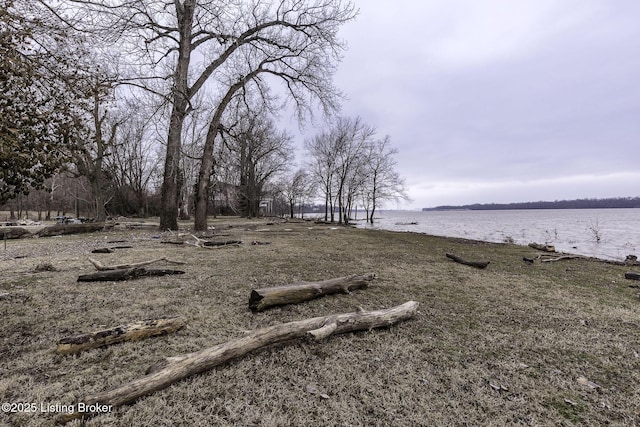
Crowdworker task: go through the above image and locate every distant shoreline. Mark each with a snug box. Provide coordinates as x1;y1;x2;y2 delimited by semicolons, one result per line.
422;197;640;211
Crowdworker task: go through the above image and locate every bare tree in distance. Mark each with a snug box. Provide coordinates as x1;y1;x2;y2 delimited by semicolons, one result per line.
305;117;408;224
362;136;409;223
63;0;356;230
331;116;375;224
279;169;316;219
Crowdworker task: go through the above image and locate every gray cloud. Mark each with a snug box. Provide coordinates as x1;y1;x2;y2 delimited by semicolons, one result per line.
323;0;640;208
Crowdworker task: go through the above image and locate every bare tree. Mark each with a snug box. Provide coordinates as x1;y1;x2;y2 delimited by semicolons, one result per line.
362;136;409;223
104;100;162;217
305;130;338;222
190;1;356;230
72;75;123;221
223;106;294;218
280;169;315;219
330;117;375;224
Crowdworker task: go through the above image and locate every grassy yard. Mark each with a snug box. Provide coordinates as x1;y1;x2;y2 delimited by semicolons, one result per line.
1;217;639;426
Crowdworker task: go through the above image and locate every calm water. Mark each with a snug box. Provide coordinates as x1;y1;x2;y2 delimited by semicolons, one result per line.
353;209;639;261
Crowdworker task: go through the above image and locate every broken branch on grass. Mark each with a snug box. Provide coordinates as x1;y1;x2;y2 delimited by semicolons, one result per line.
56;317;186;355
249;273;376;312
55;301;418;424
445;253;490;269
88;257;186;271
77;267;185;282
528;243;556;253
539;255;582;263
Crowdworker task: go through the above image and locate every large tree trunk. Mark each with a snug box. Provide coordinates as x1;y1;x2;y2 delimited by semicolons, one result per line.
249;273;376;312
159;2;196;231
55;301;419;424
56;317;186;355
194;90;233;231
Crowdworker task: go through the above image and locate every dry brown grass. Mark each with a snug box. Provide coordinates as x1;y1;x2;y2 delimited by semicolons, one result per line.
1;217;639;426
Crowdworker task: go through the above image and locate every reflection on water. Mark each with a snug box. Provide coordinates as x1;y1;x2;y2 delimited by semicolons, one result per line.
354;209;639;261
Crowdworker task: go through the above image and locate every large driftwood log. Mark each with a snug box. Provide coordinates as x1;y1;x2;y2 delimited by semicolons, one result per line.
1;227;31;239
528;242;556;253
37;222;113;237
55;301;418;424
77;267;185;282
88;257;186;271
187;234;242;248
56;317;186;355
249;273;376;312
445;253;490;269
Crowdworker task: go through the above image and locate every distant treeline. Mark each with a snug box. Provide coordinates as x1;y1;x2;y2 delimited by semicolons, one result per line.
423;197;640;211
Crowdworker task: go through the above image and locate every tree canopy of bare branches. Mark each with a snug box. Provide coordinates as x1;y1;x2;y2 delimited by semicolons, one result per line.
62;0;356;230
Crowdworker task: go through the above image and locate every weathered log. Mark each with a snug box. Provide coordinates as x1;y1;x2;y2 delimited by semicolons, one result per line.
445;253;489;269
56;317;186;355
91;246;134;253
528;242;556;252
249;273;376;312
625;272;640;281
203;240;242;247
91;248;113;253
88;257;186;271
55;301;419;424
77;267;185;282
36;222;113;237
1;227;31;239
186;234;242;249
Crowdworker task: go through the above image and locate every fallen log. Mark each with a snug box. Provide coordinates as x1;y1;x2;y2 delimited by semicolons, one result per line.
56;317;186;355
187;234;242;249
77;267;185;282
91;246;134;253
249;273;376;312
88;257;186;271
55;301;418;424
528;242;556;253
37;222;113;237
625;272;640;281
445;253;489;269
203;240;242;247
1;227;31;239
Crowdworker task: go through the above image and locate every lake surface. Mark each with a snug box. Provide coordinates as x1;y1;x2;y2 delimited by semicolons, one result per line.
352;209;639;261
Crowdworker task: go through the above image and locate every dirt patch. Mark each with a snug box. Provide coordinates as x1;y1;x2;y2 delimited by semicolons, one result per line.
0;217;639;426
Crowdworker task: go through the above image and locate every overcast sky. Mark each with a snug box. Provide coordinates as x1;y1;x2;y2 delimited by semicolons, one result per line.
300;0;640;209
